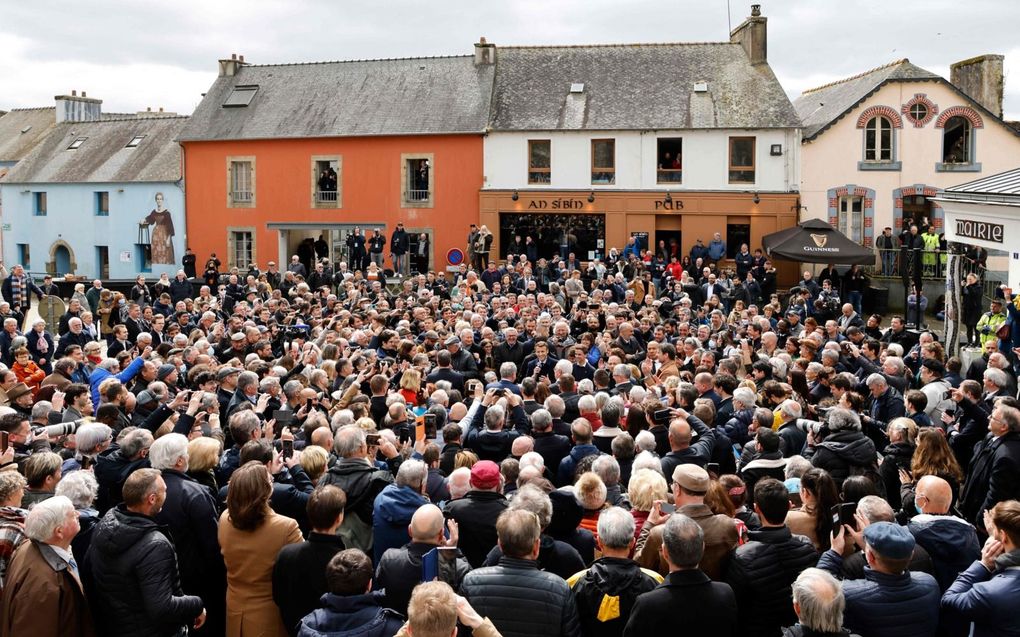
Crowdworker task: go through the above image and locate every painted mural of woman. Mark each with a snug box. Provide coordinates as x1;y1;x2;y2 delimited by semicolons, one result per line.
142;192;175;264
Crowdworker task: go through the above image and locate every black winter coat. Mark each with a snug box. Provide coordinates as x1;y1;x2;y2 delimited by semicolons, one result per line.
443;490;508;568
153;469;224;629
462;556;581;637
960;431;1020;526
725;526;819;637
483;533;585;579
810;430;879;488
272;532;346;636
623;569;737;637
87;506;203;637
568;557;661;637
375;541;471;616
319;458;394;527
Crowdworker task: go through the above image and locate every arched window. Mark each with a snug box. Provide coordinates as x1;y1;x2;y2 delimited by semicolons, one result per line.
864;116;893;162
943;116;972;164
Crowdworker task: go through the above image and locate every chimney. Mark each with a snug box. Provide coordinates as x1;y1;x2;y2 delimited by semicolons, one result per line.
950;54;1004;118
474;37;495;66
54;90;102;123
218;53;248;77
730;4;767;65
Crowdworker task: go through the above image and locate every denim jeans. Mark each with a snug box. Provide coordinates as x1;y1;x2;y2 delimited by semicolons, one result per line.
881;251;896;276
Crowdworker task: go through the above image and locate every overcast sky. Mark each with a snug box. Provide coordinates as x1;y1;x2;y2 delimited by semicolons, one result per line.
3;0;1018;120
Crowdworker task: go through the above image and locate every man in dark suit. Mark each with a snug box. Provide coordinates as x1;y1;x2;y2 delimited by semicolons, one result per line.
701;273;724;304
523;341;557;382
625;513;737;636
425;349;465;395
960;402;1020;532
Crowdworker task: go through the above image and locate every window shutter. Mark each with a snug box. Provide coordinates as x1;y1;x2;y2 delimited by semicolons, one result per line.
227;232;237;269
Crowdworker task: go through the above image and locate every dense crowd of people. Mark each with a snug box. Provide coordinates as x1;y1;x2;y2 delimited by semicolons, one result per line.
0;230;1019;637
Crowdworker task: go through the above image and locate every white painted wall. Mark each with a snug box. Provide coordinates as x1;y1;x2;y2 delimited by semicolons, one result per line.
484;128;800;192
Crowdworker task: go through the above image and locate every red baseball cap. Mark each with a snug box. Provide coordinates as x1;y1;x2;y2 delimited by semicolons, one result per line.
470;460;501;490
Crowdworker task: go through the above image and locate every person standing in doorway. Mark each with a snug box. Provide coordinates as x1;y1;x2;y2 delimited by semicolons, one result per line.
467;224;479;273
182;248;197;279
415;233;430;275
369;229;386;270
390;223;409;277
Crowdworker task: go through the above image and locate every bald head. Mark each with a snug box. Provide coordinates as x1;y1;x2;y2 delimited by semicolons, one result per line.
668;419;693;450
409;504;446;542
311;427;333;450
512;436;534;457
449;402;468;423
916;475;952;514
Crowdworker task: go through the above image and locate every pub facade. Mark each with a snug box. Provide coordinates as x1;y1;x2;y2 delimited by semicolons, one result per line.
480;7;803;273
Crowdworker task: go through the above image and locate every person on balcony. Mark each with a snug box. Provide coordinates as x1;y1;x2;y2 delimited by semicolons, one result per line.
921;226;940;278
877;227;896;277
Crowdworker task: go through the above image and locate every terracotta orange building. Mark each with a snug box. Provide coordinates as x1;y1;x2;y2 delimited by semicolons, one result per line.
178;48;496;274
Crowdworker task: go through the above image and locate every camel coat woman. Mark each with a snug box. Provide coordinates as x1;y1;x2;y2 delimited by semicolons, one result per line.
219;509;302;637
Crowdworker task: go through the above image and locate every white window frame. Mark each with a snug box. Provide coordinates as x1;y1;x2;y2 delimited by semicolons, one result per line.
227;227;256;270
227;156;256;208
864;116;893;162
837;195;864;243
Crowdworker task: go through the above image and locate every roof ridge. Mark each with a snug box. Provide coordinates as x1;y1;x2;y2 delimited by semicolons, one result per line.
86;115;190;123
801;58;911;95
247;54;471;68
3;106;55;113
501;41;734;49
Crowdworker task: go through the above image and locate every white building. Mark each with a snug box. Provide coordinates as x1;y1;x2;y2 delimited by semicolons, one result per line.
478;5;802;271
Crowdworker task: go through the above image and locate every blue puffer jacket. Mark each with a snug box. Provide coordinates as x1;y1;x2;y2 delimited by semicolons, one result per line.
297;591;403;637
557;444;600;486
372;483;428;564
908;513;981;591
942;555;1020;637
817;549;940;637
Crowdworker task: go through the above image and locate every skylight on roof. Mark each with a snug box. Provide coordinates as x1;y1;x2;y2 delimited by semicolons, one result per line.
570;83;585;94
126;135;146;148
223;85;259;107
20;125;32;134
67;137;87;150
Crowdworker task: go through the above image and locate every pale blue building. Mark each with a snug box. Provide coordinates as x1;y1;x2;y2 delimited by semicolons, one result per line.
1;94;188;280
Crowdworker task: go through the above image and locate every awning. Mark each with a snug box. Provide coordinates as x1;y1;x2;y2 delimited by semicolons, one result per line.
761;218;875;265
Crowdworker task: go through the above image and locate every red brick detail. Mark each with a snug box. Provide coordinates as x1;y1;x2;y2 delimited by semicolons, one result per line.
935;106;983;128
894;197;903;209
863;237;873;247
864;217;874;228
901;94;938;127
932;218;943;229
828;198;838;208
829;216;838;225
857;105;903;129
864;198;874;208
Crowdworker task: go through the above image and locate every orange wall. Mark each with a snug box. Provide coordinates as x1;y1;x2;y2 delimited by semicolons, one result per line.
182;135;483;269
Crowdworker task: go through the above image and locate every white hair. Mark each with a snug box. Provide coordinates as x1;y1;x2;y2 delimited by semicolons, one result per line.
24;496;75;542
148;433;190;471
519;451;545;471
55;471;98;510
634;431;657;454
632;450;664;476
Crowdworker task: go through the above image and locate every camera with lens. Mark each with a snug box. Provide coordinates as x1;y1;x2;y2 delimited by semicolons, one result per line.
37;419;85;438
285;325;310;340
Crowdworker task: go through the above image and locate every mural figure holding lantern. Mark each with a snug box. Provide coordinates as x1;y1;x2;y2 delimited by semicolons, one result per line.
140;192;176;264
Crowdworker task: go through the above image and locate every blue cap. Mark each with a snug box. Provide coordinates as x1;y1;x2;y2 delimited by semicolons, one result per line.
863;522;915;560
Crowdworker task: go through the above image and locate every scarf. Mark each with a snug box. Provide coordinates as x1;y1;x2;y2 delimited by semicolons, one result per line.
994;548;1020;571
9;276;23;309
35;334;47;354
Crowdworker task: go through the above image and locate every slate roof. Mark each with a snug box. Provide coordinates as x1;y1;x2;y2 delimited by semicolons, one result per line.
179;56;495;141
795;59;944;141
3;116;187;183
488;43;801;131
945;167;1020;197
0;108;57;163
